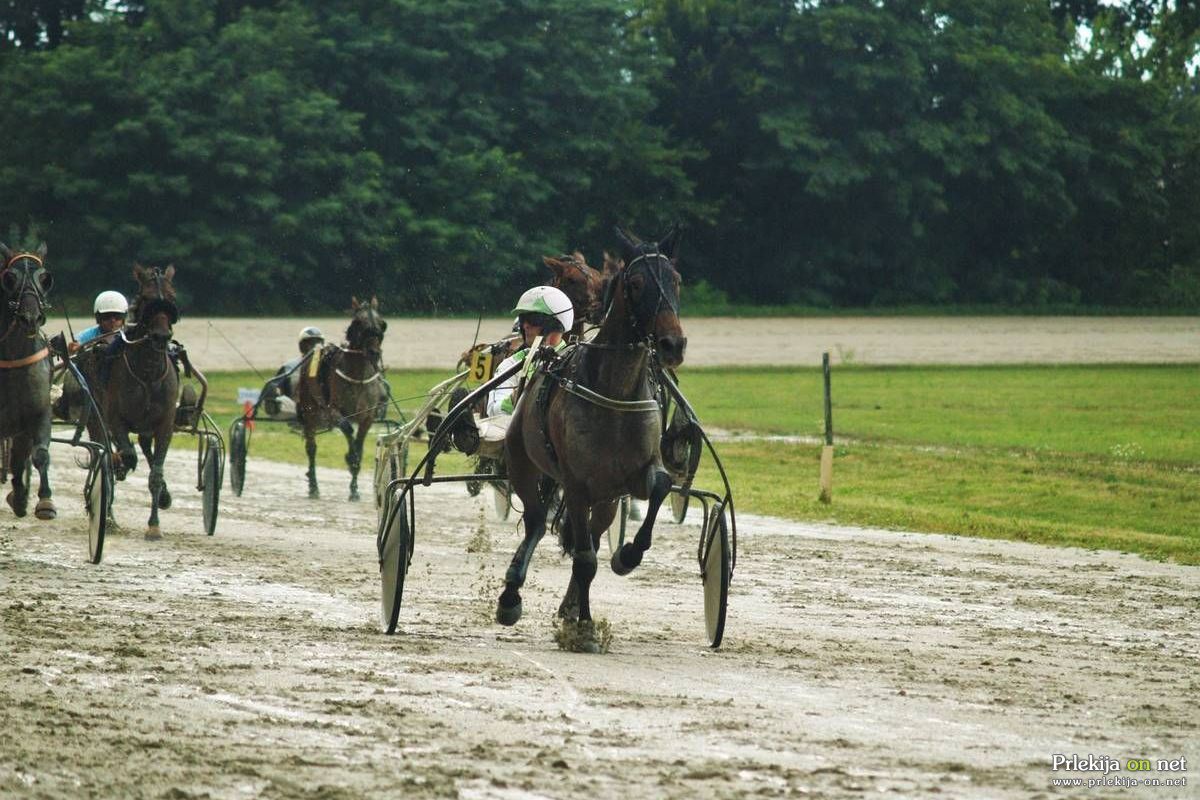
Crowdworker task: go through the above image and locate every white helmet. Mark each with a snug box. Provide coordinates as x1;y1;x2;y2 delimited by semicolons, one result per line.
93;290;128;316
298;326;324;349
511;285;573;334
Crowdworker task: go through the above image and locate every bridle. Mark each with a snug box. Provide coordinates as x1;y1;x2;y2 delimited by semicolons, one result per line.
135;266;180;329
601;249;680;342
0;252;52;333
337;307;387;383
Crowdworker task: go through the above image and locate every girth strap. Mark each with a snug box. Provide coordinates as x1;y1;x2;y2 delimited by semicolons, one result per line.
556;378;660;412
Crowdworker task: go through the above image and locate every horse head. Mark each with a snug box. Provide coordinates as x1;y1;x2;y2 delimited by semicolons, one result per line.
612;225;687;368
543;252;604;329
0;242;52;330
131;262;178;341
348;296;387;363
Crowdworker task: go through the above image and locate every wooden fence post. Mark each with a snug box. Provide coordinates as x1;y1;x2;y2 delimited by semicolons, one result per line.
819;352;833;503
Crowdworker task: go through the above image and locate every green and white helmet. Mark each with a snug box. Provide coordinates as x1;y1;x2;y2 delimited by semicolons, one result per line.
511;285;573;333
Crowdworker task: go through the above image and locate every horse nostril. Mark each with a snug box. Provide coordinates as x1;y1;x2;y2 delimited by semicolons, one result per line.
658;336;687;362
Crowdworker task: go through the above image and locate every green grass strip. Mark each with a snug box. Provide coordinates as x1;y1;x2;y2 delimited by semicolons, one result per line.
198;365;1200;564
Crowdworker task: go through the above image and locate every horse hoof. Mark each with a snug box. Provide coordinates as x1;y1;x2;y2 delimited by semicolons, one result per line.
34;499;57;520
556;602;580;623
610;543;642;576
348;492;360;502
555;619;604;654
308;488;320;499
144;526;162;541
496;593;523;627
157;489;172;510
6;491;27;518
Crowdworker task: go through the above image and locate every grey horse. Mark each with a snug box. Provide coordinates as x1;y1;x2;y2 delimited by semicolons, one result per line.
0;242;56;520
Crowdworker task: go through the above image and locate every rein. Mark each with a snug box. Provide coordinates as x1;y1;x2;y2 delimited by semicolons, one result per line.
0;346;49;370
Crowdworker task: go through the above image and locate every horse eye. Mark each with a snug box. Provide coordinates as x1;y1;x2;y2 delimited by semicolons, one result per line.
0;271;16;293
379;321;388;333
37;272;53;293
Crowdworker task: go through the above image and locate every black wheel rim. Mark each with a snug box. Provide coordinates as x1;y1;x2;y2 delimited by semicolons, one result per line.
87;466;107;564
230;423;246;496
703;506;730;648
380;494;411;634
202;448;220;535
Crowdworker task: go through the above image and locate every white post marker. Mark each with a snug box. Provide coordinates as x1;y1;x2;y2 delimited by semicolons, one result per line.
819;351;833;504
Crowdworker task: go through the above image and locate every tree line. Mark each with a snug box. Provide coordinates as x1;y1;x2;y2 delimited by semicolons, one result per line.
1;0;1197;313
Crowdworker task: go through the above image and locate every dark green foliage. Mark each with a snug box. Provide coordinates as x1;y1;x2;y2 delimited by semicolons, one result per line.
0;0;1196;312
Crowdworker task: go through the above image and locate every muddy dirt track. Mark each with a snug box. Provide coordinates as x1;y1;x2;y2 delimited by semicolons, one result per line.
2;444;1197;799
40;316;1200;370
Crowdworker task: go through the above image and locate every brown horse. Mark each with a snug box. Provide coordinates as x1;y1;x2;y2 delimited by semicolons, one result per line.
100;263;181;539
498;226;687;651
296;296;388;500
543;251;605;337
0;242;56;520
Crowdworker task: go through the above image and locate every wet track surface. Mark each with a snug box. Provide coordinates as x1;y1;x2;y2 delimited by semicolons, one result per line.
2;446;1197;798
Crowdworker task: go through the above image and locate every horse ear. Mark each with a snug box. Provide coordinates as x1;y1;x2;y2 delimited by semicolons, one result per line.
36;242;47;259
164;264;175;280
371;295;378;309
613;226;639;261
657;225;681;259
542;256;565;279
351;296;360;310
0;242;10;261
132;263;145;280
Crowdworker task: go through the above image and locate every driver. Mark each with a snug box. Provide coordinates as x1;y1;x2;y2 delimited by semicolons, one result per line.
262;326;326;417
69;291;127;354
485;285;574;419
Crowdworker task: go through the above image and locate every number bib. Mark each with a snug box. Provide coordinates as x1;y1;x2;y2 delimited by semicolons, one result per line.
467;348;494;385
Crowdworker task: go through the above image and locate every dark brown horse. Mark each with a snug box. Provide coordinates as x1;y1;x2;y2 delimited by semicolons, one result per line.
498;226;687;651
0;242;56;520
100;264;181;539
296;296;388;500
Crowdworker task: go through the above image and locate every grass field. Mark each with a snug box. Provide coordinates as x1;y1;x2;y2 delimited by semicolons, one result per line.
200;365;1200;564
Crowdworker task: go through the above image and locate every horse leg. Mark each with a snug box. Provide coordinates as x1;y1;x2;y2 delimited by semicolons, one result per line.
111;423;137;481
305;430;320;499
145;429;172;540
139;434;170;509
347;419;370;502
5;435;32;517
557;498;617;621
31;414;56;520
495;468;551;627
611;465;672;576
559;489;607;653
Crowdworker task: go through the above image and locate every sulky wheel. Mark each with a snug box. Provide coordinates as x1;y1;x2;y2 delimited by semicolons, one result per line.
492;482;511;521
86;457;110;565
701;503;731;648
201;444;221;536
605;496;630;555
670;489;689;524
663;405;701;524
380;492;413;634
228;419;247;497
